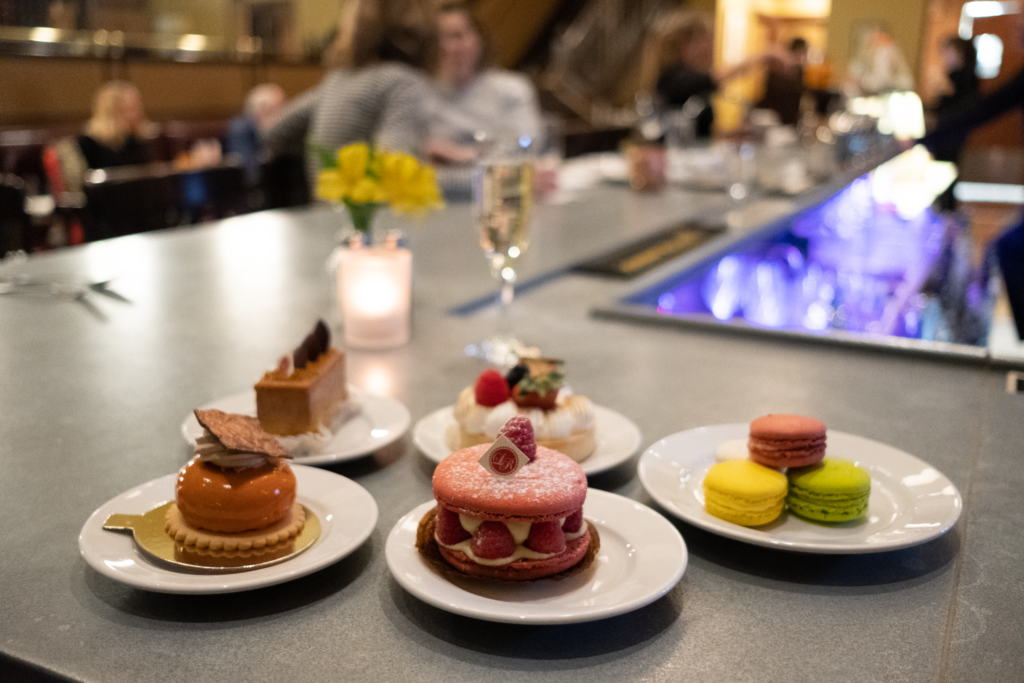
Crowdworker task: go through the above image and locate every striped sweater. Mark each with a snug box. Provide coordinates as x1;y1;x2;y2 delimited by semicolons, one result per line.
264;63;431;183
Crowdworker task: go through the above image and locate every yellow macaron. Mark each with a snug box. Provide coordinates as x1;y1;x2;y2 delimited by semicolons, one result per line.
703;459;788;526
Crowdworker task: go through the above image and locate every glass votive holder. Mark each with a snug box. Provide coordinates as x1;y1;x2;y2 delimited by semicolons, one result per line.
336;244;411;350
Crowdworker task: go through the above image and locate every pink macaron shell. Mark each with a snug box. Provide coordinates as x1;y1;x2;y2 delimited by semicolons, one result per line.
433;444;588;520
749;414;826;440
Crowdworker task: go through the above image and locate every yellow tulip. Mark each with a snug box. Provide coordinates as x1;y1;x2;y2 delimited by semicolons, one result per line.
379;152;444;215
316;169;345;201
318;142;443;222
337;143;371;187
350;177;386;204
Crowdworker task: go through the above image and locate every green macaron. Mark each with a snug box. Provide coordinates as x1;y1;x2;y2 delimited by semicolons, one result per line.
786;458;871;523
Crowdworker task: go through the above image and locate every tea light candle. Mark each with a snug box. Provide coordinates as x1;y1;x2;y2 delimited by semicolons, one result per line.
337;246;411;349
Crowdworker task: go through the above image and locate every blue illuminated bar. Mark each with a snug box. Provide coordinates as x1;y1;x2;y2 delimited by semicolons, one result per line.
607;168;995;358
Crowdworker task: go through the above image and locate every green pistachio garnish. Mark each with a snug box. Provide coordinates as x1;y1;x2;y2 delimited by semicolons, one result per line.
517;371;564;396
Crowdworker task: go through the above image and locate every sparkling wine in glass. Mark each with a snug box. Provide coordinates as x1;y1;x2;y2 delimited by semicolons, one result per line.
468;156;536;366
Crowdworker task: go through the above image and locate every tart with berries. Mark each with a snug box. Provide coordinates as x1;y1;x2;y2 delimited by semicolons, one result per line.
449;358;597;462
418;417;599;581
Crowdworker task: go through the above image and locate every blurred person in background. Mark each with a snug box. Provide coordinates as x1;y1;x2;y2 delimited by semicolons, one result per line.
920;7;1024;337
227;83;286;184
264;0;437;186
933;36;980;119
425;3;541;167
846;26;914;95
927;36;980;210
652;10;778;139
755;37;808;126
78;81;153;169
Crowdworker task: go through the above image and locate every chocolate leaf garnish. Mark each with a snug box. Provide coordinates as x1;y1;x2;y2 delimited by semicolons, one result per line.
193;409;288;458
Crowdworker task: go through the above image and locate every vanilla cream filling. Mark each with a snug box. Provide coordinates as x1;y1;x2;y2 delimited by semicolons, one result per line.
436;514;587;566
453;387;596;439
195;430;268;469
438;538;557;566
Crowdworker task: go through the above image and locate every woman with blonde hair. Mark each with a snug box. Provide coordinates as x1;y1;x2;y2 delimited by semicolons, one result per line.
78;81;153;169
651;10;776;138
265;0;437;184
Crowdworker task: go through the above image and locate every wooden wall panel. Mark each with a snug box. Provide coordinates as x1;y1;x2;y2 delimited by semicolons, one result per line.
475;0;562;68
967;14;1024;149
263;64;325;97
125;62;252;121
0;57;108;126
1;58;324;129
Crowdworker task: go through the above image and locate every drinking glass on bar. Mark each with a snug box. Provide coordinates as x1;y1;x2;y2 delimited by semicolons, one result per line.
466;134;536;366
534;114;563;200
664;110;696;185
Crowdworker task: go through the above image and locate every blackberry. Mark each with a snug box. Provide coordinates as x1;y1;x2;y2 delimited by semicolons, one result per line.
505;364;529;389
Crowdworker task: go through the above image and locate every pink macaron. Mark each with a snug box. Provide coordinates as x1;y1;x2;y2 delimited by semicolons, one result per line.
748;414;827;469
431;443;590;581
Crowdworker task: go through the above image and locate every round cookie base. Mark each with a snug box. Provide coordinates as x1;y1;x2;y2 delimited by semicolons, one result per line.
174;539;297;568
416;508;600;582
165;501;305;551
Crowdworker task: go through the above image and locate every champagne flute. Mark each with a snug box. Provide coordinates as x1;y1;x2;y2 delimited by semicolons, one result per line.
467;145;536;366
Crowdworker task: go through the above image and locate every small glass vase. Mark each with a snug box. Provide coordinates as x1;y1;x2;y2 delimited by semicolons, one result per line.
331;207;412;350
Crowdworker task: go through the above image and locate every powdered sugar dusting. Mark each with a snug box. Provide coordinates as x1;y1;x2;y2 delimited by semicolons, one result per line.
434;445;587;518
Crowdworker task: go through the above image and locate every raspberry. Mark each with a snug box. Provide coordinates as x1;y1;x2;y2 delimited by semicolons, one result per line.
435;506;470;545
525;520;566;554
499;415;536;461
474;369;510;407
471;521;515;559
562;508;583;534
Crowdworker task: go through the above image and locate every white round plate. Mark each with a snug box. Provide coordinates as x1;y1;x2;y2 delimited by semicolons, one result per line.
639;423;962;554
385;489;687;624
181;386;410;466
412;405;641;475
79;465;378;594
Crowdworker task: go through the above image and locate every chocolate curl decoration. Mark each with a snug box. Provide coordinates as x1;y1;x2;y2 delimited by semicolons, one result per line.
292;319;331;369
301;332;319;359
314;320;330;355
293;344;309;370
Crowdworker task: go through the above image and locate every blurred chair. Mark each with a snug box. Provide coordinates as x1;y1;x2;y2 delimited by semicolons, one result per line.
82;163;246;240
83;169;178;240
260;154;311;209
0;174;31;255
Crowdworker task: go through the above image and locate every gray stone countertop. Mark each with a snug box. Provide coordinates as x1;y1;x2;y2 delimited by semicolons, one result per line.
0;184;1021;682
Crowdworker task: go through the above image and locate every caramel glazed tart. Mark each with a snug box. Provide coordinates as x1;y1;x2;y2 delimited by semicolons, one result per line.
165;428;305;552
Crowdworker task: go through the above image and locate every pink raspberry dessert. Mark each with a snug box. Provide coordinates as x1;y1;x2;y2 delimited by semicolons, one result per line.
428;417;592;581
